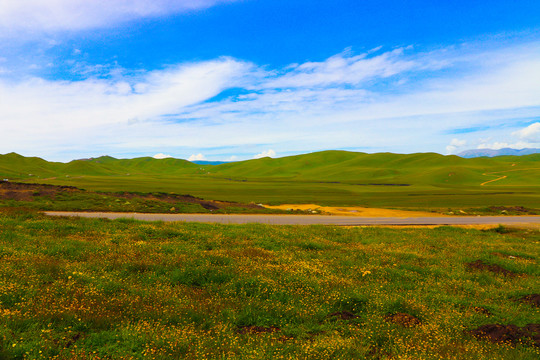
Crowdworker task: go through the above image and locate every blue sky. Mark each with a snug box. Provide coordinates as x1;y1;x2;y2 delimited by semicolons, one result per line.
1;0;540;161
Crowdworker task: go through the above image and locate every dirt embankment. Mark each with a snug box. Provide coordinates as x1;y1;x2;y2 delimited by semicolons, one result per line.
0;181;263;211
0;181;78;201
111;191;263;211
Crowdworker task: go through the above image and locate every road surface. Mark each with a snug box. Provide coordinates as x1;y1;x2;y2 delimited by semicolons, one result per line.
44;211;540;226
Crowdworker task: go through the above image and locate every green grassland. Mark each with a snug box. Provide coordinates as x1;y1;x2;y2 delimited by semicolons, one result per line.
0;182;290;215
1;151;539;211
0;209;538;359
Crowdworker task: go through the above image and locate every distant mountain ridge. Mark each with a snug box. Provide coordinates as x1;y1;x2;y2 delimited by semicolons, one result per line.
458;148;540;158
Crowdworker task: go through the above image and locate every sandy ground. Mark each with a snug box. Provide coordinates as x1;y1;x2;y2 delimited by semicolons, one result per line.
264;204;443;217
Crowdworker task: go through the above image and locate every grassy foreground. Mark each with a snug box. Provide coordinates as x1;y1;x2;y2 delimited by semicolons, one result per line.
0;210;539;359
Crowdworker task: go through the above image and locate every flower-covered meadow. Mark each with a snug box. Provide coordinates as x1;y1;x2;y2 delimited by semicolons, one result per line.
0;209;538;359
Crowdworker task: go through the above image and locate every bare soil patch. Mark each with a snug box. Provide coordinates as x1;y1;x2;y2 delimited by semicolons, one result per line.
488;206;538;215
327;311;360;320
472;306;493;316
236;325;280;335
114;191;262;210
468;324;540;347
0;181;78;201
466;260;517;277
517;294;540;308
385;313;421;327
366;346;392;359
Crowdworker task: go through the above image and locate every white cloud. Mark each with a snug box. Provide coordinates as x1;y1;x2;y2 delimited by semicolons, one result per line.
445;138;467;154
473;122;540;151
0;0;237;33
153;153;172;159
227;155;239;161
188;153;206;161
450;139;467;147
512;122;540;142
253;149;276;159
0;57;252;156
263;48;418;89
2;40;540;160
477;141;533;150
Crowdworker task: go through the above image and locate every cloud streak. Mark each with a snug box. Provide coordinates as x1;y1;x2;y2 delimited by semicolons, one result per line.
0;0;237;33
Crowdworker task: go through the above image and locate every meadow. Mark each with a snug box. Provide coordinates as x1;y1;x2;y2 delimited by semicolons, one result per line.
0;209;538;359
1;151;540;212
0;182;289;215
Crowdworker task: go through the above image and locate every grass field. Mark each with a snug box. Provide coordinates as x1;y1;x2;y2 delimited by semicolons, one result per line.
1;209;538;359
0;182;290;215
1;151;539;212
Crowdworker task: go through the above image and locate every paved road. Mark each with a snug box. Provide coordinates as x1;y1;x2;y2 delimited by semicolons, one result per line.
44;211;540;226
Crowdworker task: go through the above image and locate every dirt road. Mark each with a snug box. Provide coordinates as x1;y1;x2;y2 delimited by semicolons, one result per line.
44;211;540;226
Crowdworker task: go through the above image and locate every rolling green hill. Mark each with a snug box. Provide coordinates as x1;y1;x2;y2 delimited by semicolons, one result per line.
208;150;539;186
0;153;199;179
1;150;539;210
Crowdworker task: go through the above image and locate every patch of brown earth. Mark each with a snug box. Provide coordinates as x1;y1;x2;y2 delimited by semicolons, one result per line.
472;307;493;316
468;324;540;347
488;206;538;215
327;311;360;320
65;332;83;348
113;191;263;210
466;260;517;277
366;346;392;359
0;181;78;201
517;294;540;308
236;325;280;335
385;313;421;327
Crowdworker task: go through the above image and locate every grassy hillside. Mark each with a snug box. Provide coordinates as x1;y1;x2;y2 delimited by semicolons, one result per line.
208;151;539;186
1;151;539;210
0;153;199;179
0;209;538;359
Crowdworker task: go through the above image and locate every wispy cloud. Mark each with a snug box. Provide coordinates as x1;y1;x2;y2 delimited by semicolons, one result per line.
1;40;540;160
188;153;207;161
253;149;276;159
477;141;533;150
261;48;419;89
153;153;172;159
0;0;238;34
